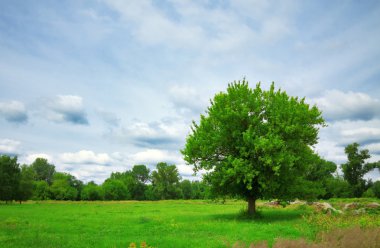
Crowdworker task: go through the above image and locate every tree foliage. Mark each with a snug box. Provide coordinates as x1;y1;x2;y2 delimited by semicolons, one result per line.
103;179;129;200
50;172;78;200
16;164;35;203
0;155;210;202
341;142;380;197
31;158;55;185
81;181;103;200
182;80;325;214
151;162;181;200
0;155;20;202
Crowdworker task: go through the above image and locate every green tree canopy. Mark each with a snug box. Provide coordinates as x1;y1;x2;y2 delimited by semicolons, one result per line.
81;181;103;201
16;164;35;203
31;158;55;185
0;155;21;202
50;172;78;200
132;165;150;184
33;180;51;200
151;162;181;200
179;179;192;199
182;80;325;214
341;142;380;197
102;179;129;200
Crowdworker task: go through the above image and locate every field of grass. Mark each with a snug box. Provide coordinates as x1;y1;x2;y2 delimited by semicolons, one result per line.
0;199;379;247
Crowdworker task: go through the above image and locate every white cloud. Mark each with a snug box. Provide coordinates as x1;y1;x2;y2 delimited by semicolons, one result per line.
24;153;53;164
59;150;112;165
177;163;195;177
109;118;189;149
0;100;28;123
312;90;380;121
97;108;120;127
342;127;380;140
0;139;21;155
316;119;380;166
129;149;181;166
314;140;347;165
169;85;208;115
364;143;380;155
43;95;89;125
338;124;380;146
103;0;283;52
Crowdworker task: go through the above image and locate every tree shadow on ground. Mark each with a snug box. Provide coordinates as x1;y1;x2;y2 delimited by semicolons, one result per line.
210;209;305;223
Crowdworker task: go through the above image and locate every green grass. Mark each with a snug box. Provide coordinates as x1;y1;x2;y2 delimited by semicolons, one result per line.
0;199;379;247
0;200;313;248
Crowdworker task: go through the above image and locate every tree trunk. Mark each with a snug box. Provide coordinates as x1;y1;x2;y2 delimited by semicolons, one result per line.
247;196;256;215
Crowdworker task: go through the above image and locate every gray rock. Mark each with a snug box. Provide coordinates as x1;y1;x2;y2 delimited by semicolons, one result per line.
353;208;366;215
366;202;380;209
344;202;359;210
313;202;341;214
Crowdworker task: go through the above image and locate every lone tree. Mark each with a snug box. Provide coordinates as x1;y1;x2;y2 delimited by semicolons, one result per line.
182;80;325;215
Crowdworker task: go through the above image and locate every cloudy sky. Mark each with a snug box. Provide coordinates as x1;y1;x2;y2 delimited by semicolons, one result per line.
1;0;380;183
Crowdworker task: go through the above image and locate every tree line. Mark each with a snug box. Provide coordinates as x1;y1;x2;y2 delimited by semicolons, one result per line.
0;157;211;203
0;141;379;204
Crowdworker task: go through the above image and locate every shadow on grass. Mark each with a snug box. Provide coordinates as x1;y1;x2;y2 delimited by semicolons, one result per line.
210;209;305;223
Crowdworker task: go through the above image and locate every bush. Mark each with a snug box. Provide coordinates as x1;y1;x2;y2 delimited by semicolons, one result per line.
102;179;130;200
81;183;103;200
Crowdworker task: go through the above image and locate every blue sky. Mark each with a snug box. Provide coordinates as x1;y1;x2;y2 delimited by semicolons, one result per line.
1;0;380;183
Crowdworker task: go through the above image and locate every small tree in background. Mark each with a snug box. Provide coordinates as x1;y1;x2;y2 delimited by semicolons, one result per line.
182;80;325;215
341;142;380;197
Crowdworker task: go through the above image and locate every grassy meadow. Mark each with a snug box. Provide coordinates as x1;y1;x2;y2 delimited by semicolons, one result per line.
1;199;379;248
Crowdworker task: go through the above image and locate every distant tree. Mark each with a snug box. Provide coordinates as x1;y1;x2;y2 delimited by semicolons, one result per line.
130;165;150;200
50;172;78;200
180;180;192;199
144;184;157;200
102;179;129;200
303;156;337;199
341;143;379;197
132;165;150;184
151;162;181;200
81;181;103;201
31;158;55;185
16;164;35;203
0;155;20;203
33;180;51;200
325;176;353;198
182;81;325;214
371;181;380;199
190;181;209;199
109;171;134;199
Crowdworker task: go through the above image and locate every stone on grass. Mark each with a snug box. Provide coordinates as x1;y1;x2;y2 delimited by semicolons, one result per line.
344;203;359;210
366;202;380;209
